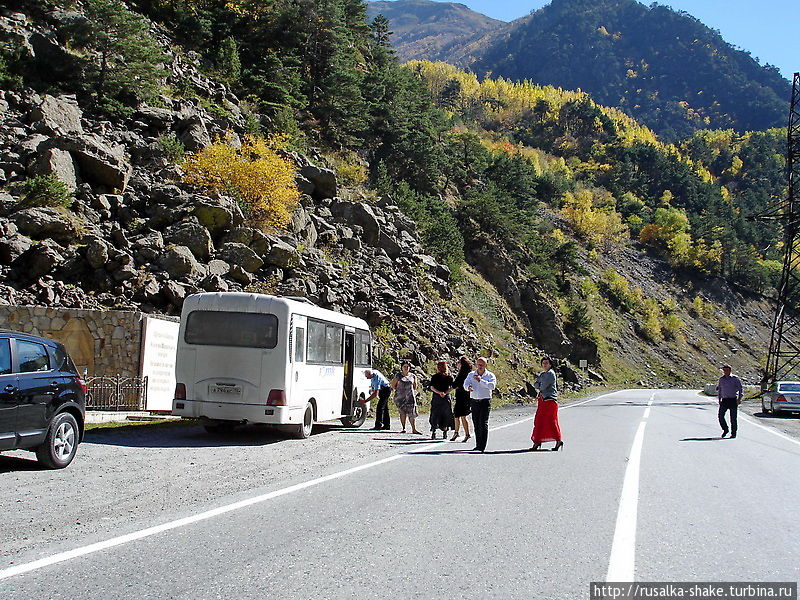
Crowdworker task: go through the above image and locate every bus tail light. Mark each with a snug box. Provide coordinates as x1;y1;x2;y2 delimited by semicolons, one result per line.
175;383;186;400
777;395;787;403
267;389;286;406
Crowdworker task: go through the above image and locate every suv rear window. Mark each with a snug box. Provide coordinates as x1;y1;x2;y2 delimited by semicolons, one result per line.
778;383;800;392
54;345;77;373
185;311;279;348
17;340;50;372
0;339;10;375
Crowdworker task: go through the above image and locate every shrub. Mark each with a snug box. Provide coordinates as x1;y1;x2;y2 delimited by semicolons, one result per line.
717;316;736;335
689;296;713;318
21;174;73;208
159;133;185;162
600;268;640;312
182;134;300;228
661;313;684;340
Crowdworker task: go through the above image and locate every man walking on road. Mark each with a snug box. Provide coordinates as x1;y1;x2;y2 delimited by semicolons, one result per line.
717;363;743;438
364;369;392;430
464;357;497;452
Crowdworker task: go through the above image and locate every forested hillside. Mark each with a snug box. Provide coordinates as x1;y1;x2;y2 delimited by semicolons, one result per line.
371;0;792;142
0;0;784;388
365;0;504;63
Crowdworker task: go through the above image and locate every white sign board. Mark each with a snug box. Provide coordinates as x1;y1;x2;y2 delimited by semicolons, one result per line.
579;360;588;369
140;316;180;411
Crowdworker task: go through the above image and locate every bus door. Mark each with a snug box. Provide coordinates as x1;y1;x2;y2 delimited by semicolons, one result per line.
341;331;355;416
291;318;306;404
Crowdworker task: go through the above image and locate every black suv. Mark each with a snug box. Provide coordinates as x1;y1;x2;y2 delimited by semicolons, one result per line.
0;330;86;469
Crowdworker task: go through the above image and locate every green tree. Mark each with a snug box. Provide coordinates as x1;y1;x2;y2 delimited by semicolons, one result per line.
216;36;241;83
68;0;166;109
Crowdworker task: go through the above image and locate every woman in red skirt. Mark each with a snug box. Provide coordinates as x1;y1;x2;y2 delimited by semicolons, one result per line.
530;357;563;451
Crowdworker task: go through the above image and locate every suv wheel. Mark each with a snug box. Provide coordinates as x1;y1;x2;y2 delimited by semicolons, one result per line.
36;412;79;469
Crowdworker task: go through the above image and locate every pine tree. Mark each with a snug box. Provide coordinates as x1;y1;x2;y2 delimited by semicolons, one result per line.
69;0;166;109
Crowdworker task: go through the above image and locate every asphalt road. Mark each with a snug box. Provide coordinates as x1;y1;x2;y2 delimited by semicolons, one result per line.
1;389;798;599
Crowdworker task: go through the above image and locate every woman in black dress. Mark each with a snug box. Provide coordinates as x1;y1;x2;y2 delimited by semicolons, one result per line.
451;356;472;442
429;360;455;439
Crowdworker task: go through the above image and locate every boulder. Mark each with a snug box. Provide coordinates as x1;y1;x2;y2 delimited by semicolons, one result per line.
159;245;202;279
10;207;80;245
134;106;173;131
217;242;263;273
200;273;229;292
228;264;253;285
299;164;337;199
13;239;63;280
162;280;187;307
41;134;131;190
164;221;213;260
329;200;380;244
177;115;211;152
133;231;165;262
193;198;243;231
264;239;300;269
206;259;230;277
559;364;580;385
28;94;83;135
14;134;48;157
85;238;110;269
0;234;32;264
28;148;77;192
378;231;403;259
221;227;255;247
250;229;271;257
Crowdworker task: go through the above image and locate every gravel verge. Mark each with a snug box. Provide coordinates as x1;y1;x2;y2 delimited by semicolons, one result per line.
738;398;800;439
1;399;556;566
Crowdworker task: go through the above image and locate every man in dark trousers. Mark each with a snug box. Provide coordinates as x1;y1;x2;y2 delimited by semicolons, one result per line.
463;357;497;452
364;369;392;430
717;364;743;438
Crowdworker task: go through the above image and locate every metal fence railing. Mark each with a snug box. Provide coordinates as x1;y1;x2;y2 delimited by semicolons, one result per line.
85;376;148;411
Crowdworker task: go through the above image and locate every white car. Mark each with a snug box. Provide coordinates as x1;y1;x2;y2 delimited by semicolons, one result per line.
762;381;800;415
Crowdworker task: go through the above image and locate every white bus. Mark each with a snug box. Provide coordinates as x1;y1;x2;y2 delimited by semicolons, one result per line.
172;292;372;438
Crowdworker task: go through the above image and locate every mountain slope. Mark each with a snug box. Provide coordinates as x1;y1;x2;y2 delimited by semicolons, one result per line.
366;0;504;62
388;0;792;141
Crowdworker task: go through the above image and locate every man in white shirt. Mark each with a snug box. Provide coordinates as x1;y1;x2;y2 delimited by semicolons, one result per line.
463;357;497;452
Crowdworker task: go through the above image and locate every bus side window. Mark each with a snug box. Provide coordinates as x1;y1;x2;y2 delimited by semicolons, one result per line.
295;328;305;362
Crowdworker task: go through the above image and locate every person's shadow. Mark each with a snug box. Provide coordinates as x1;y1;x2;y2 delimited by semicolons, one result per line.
679;437;725;442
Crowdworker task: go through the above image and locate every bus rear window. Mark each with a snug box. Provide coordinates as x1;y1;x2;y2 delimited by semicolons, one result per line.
185;311;279;348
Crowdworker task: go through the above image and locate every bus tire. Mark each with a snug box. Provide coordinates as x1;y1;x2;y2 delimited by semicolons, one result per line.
294;402;314;439
340;398;367;428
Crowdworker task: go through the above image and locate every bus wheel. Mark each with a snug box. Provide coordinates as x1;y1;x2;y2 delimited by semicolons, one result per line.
340;400;367;428
294;402;314;439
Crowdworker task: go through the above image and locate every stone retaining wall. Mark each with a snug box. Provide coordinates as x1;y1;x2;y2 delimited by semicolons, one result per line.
0;304;175;377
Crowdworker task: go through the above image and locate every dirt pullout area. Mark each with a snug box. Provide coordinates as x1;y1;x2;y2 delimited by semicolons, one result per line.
1;403;542;566
739;399;800;440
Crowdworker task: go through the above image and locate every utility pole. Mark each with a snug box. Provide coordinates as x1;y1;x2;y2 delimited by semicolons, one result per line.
756;73;800;389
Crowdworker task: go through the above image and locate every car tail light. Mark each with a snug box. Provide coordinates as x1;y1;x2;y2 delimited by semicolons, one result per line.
75;376;87;395
175;383;186;400
777;395;787;402
266;389;286;406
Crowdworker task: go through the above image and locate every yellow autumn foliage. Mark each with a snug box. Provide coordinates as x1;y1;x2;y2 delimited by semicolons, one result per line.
562;187;628;250
183;134;299;229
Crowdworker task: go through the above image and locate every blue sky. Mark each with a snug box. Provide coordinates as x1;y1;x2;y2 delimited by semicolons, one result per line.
429;0;798;80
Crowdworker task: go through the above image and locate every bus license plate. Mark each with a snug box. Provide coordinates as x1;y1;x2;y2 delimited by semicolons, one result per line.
210;384;242;396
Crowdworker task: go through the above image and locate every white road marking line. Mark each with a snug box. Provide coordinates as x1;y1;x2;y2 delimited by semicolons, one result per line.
642;394;654;419
0;391;621;581
606;403;650;582
739;413;800;447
